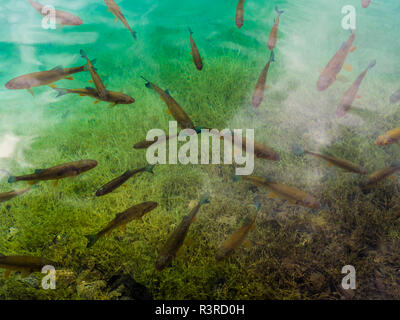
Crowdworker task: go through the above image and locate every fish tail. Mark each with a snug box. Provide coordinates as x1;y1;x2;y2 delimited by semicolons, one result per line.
188;27;193;35
270;51;275;62
80;49;87;59
232;174;242;182
145;164;155;174
131;30;137;40
368;60;377;70
52;87;68;98
292;144;305;156
199;193;210;205
8;175;17;183
85;234;98;248
253;196;262;211
275;6;284;15
140;76;151;88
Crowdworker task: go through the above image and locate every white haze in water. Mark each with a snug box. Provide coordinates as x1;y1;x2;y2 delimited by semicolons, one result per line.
0;133;35;182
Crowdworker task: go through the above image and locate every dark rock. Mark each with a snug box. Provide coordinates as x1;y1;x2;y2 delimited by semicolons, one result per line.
107;272;152;300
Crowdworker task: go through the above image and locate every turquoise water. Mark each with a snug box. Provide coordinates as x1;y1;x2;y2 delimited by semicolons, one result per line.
0;0;400;299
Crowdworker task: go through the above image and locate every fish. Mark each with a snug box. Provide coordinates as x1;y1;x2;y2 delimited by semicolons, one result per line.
235;0;245;28
95;165;155;196
5;64;87;95
141;76;196;130
133;134;178;149
336;60;376;118
155;194;210;271
104;0;137;40
28;0;82;27
376;128;400;146
317;32;356;91
80;50;108;100
294;146;367;174
267;7;284;51
362;164;400;189
52;87;135;107
252;51;274;108
188;28;203;71
362;0;371;8
216;130;280;161
242;175;321;209
0;254;56;278
216;198;260;262
85;202;158;247
8;160;98;186
0;188;31;203
390;89;400;104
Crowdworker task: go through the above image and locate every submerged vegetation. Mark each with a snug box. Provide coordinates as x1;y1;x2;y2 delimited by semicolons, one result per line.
0;0;400;300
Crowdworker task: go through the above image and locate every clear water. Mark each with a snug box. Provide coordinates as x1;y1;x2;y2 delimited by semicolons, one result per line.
0;0;399;299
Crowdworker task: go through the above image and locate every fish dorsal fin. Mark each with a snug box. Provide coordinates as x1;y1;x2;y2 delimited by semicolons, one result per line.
34;169;45;174
51;65;63;71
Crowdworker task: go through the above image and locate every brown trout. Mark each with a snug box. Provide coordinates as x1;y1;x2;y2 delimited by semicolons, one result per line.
0;254;56;278
0;188;31;203
376;128;400;146
141;76;196;130
189;28;203;71
267;7;284;51
235;0;245;28
80;50;108;99
52;87;134;107
252;51;274;108
105;0;137;39
362;164;400;189
28;0;82;27
317;32;356;91
336;60;376;118
243;175;321;209
85;201;158;247
95;165;155;196
155;195;210;271
8;160;98;186
5;65;86;95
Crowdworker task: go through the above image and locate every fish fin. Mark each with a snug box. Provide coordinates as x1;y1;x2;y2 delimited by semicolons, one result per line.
244;240;250;248
27;88;34;96
188;27;193;35
349;46;357;52
275;6;284;15
368;60;377;69
85;234;98;248
327;163;334;167
88;80;93;83
114;17;118;23
190;52;192;55
145;164;155;174
131;31;137;40
51;65;63;71
48;84;57;89
80;49;87;59
109;103;117;108
200;193;210;205
64;76;74;80
79;93;86;96
4;269;10;279
164;89;171;96
27;180;38;186
166;108;171;115
52;88;68;98
8;175;19;183
357;95;362;99
192;216;197;223
268;193;277;199
94;101;100;105
344;64;353;72
269;51;275;62
52;180;59;188
265;84;270;89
